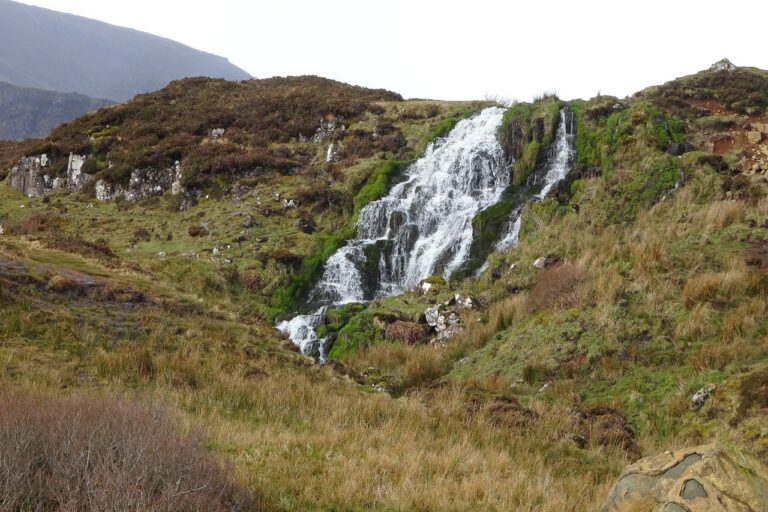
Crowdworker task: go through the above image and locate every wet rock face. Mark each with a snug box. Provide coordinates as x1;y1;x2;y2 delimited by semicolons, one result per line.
602;444;768;512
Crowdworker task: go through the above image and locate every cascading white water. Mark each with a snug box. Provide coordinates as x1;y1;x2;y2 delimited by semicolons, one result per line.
494;107;575;251
278;107;509;357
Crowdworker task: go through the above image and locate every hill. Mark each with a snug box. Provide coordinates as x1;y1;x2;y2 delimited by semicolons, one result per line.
0;81;113;140
0;0;251;102
1;65;768;510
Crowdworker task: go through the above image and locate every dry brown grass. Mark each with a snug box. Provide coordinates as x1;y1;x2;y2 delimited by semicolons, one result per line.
700;199;747;230
527;261;587;312
194;369;622;512
682;262;760;308
0;390;254;511
674;303;718;341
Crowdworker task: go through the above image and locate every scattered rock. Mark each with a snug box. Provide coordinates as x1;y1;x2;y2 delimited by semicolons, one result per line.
423;303;463;346
533;254;560;269
208;128;225;139
602;444;768;511
690;383;717;410
709;58;737;72
232;230;248;244
242;214;255;228
293;218;315;234
452;293;475;310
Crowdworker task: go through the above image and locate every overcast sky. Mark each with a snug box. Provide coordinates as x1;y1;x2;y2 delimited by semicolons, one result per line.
17;0;768;102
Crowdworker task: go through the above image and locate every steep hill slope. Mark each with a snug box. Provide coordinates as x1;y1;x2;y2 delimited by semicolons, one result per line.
2;66;768;510
0;80;113;140
0;0;251;102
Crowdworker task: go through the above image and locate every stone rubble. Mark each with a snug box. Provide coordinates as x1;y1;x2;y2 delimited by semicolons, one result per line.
690;383;716;410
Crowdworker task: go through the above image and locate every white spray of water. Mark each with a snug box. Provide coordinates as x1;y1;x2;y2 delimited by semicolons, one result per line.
278;107;509;357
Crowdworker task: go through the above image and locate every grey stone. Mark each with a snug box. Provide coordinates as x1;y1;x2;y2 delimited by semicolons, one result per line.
709;58;736;72
424;305;440;327
680;479;708;500
690;384;716;411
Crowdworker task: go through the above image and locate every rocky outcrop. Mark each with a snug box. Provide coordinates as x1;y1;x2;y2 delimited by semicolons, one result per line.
602;444;768;511
8;153;92;197
9;155;49;197
709;58;737;72
312;113;345;143
10;154;185;204
422;294;476;346
65;153;92;192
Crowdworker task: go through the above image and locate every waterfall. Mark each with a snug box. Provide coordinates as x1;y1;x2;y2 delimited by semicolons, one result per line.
494;107;575;251
278;106;575;359
278;107;509;358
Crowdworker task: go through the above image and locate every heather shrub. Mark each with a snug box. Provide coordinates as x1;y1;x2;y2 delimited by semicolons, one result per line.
0;390;254;511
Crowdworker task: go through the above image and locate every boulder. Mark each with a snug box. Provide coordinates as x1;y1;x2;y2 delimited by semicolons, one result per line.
690;384;716;411
602;443;768;511
424;305;441;327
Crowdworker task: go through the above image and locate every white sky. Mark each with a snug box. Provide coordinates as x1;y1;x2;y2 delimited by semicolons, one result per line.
16;0;768;102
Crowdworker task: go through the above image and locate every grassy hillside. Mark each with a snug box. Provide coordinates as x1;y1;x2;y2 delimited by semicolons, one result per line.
2;67;768;510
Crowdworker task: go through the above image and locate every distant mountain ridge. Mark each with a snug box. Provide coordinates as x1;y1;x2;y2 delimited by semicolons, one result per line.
0;0;251;102
0;81;113;140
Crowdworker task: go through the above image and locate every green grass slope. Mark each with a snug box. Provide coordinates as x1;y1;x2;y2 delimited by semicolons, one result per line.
2;67;768;510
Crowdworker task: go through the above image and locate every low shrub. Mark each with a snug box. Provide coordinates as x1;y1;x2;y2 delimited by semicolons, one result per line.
385;321;429;345
188;225;209;237
0;390;254;511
